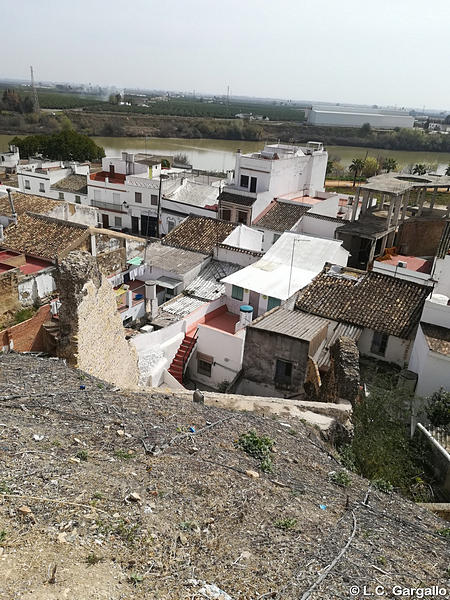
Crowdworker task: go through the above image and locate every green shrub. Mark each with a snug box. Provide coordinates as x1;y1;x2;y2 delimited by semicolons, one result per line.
329;470;352;487
237;430;274;473
274;518;297;530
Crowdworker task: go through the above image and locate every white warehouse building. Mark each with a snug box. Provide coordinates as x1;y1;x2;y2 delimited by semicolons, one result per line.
307;106;415;129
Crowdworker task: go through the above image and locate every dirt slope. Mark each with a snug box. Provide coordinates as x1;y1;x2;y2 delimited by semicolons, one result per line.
0;354;448;599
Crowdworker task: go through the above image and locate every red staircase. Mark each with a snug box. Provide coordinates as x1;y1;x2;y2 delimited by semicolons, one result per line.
168;331;198;383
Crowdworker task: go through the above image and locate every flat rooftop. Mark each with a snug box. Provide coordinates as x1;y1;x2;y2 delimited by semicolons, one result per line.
0;250;52;275
376;253;432;274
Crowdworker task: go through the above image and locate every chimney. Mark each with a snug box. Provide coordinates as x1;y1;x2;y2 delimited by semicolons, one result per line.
235;304;253;332
145;280;158;320
6;189;17;224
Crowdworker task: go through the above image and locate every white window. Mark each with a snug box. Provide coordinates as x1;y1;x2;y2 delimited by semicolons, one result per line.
75;195;81;204
112;192;120;203
167;218;176;232
197;352;213;377
58;192;64;200
114;216;122;228
39;183;45;192
151;194;158;206
24;179;30;190
135;192;142;203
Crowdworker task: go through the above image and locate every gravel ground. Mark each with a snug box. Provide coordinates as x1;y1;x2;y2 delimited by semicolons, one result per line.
0;353;448;600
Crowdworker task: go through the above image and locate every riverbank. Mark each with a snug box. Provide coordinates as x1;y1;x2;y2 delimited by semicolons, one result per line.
2;109;450;155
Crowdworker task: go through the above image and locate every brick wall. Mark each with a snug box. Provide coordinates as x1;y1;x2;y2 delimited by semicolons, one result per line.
1;304;51;352
397;219;446;256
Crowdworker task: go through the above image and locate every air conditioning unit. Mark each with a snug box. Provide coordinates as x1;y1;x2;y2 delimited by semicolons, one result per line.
397;261;407;268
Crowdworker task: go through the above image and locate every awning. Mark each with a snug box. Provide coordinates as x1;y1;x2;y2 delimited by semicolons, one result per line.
156;276;182;290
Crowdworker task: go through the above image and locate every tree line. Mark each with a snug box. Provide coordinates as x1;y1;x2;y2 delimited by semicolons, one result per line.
10;129;105;162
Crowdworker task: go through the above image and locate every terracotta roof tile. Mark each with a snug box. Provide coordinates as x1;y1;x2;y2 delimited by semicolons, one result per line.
0;192;60;217
422;322;450;356
162;215;236;254
2;213;88;261
51;174;88;195
295;264;430;338
253;201;310;232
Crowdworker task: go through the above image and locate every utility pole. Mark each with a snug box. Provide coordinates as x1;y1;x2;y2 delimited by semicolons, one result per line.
30;66;40;114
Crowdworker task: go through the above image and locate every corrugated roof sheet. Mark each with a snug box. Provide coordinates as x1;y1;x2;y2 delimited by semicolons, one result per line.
296;264;430;338
250;307;330;341
316;320;363;368
184;260;241;301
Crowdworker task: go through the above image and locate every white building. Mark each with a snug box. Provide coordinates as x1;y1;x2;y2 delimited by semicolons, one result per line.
87;153;221;236
0;145;20;173
218;142;328;226
307;105;414;129
222;232;349;318
408;293;450;397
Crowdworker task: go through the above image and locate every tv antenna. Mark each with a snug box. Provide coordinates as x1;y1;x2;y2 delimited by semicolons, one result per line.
30;65;40;114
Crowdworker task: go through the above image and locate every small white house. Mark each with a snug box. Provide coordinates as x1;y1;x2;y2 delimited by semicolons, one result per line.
222;232;349;318
0;145;20;173
408;293;450;397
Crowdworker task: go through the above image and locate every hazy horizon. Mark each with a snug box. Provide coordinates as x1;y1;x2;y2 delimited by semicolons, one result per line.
3;0;450;111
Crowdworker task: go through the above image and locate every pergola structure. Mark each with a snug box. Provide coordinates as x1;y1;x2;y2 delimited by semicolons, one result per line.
339;173;450;269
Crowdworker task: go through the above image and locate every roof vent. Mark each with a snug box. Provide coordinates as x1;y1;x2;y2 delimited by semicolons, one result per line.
397;261;407;268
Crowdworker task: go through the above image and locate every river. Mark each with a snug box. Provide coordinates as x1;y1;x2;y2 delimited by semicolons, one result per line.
1;134;450;173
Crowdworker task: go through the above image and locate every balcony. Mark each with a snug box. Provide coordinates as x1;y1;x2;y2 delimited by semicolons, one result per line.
91;200;127;213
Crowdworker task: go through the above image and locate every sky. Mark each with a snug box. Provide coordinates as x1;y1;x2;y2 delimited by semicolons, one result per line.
2;0;450;110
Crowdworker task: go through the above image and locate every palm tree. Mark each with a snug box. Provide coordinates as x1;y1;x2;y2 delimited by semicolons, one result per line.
413;163;427;176
349;158;365;187
445;164;450;176
382;157;398;173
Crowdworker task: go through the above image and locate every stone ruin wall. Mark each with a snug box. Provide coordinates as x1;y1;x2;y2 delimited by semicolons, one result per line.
56;251;139;389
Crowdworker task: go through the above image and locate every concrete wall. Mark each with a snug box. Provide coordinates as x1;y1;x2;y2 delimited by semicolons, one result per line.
421;296;450;328
433;256;450;296
17;268;56;306
222;225;263;252
299;215;344;240
409;325;450;397
358;328;412;367
239;328;310;398
214;245;262;267
188;324;245;389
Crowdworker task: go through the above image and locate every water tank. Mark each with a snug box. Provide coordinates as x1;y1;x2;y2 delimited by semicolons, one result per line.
239;304;254;327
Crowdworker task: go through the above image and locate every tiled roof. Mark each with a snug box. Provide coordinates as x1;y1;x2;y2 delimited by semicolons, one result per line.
145;241;207;274
253;201;310;232
250;306;330;341
218;191;255;207
436;221;450;259
295;264;430;338
2;213;88;261
0;192;60;217
162;215;236;254
51;174;88;195
422;322;450;357
304;213;346;223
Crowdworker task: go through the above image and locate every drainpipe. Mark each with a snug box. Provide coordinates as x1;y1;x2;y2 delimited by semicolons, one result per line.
145;280;158;320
